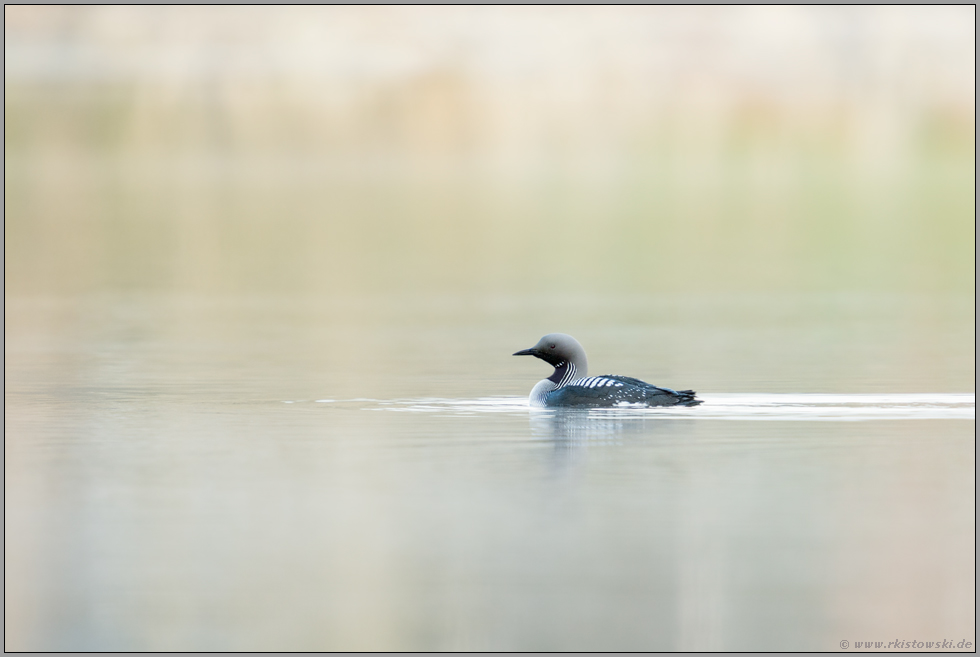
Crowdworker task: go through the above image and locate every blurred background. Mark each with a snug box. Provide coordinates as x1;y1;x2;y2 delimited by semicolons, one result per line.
4;7;976;652
5;5;975;297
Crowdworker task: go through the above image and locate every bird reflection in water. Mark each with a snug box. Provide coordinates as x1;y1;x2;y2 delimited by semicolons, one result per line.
528;408;691;447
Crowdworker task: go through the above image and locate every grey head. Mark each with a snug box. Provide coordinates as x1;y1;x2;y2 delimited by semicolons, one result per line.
513;333;589;387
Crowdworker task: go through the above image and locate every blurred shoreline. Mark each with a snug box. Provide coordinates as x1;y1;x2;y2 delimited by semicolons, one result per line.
5;6;975;296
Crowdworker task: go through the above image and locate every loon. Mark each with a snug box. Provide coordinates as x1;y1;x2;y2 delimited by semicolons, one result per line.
513;333;702;408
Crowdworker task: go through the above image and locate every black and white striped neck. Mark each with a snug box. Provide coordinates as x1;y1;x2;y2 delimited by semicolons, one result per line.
547;361;578;389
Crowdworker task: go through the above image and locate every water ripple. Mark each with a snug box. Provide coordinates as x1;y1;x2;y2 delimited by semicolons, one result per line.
289;393;974;421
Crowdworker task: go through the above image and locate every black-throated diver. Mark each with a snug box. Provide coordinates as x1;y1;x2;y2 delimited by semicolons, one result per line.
513;333;702;408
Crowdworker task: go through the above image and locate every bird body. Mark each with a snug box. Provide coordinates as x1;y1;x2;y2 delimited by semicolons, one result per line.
514;333;701;408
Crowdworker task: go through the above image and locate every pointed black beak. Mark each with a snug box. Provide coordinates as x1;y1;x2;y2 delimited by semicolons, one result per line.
513;348;539;357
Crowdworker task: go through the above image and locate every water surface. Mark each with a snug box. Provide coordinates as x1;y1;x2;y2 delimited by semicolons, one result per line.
4;293;974;651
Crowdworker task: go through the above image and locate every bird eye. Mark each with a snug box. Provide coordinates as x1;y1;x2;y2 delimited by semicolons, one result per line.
550;344;556;349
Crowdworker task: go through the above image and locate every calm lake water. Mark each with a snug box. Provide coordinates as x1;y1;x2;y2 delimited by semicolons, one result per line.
4;292;974;651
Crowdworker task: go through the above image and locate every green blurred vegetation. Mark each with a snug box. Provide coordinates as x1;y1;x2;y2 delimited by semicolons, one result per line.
4;7;975;297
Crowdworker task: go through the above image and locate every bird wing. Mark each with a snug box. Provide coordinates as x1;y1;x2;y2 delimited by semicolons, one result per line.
547;375;701;407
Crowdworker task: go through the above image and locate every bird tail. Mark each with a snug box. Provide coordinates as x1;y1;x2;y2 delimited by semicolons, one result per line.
674;390;702;406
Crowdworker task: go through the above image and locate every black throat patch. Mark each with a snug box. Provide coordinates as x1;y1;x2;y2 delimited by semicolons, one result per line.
547;361;569;385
